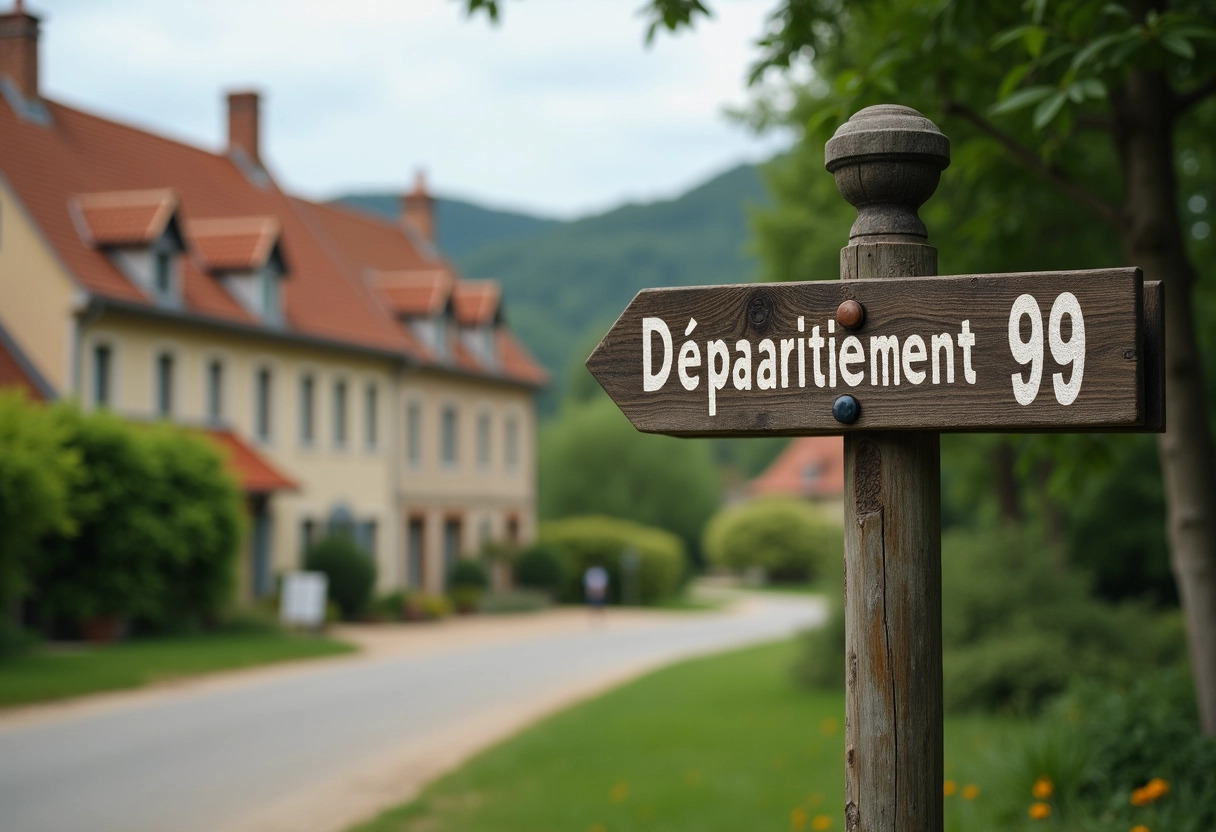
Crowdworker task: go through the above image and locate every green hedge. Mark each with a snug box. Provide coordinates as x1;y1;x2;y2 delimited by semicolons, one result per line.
702;497;841;583
31;406;243;633
305;534;377;621
539;515;685;605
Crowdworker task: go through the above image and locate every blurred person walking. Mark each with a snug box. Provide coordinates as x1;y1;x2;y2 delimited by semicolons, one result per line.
584;564;609;621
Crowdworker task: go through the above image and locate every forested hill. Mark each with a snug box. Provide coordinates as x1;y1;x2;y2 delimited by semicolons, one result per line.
332;194;563;259
334;162;769;409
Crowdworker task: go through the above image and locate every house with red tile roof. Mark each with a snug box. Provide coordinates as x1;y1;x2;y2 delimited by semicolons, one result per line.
748;437;845;518
0;5;547;598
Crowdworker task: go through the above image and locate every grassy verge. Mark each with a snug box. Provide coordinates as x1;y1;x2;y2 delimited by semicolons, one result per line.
351;639;1019;832
0;629;354;708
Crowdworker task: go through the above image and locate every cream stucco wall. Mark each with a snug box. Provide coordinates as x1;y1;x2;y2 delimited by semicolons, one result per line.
398;369;537;593
79;311;399;594
0;179;80;392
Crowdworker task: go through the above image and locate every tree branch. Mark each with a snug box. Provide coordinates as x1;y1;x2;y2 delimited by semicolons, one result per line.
942;99;1122;230
1174;74;1216;119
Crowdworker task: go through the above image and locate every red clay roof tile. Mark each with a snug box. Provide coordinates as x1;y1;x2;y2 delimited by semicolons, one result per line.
749;437;845;499
202;428;298;493
189;216;280;272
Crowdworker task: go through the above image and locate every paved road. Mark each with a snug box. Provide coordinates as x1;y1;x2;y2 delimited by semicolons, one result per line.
0;594;823;832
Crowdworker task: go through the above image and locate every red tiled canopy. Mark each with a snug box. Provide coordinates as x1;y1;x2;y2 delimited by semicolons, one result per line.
203;428;298;494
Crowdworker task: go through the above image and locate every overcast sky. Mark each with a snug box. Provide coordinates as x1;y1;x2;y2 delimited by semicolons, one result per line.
34;0;791;218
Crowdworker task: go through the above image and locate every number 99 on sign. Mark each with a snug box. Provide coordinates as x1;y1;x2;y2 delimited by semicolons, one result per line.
1009;293;1085;407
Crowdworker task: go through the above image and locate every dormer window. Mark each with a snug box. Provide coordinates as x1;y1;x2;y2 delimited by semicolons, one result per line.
370;269;455;359
189;217;286;326
453;281;502;370
72;188;185;309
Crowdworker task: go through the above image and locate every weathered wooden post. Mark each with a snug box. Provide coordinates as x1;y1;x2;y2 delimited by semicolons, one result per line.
826;105;949;832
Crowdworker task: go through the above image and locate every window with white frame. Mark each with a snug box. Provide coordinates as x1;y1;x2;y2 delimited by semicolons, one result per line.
406;400;422;467
255;367;273;442
333;379;348;448
206;358;224;424
476;410;491;470
441;405;458;467
155;351;174;418
93;343;112;408
505;413;520;473
365;382;378;450
299;373;315;446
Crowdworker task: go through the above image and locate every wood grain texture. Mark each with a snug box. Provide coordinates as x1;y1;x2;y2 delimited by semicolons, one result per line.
844;433;942;832
586;268;1147;436
842;241;942;832
1142;281;1166;433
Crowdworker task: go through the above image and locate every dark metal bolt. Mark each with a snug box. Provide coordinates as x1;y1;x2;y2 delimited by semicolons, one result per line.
833;394;861;424
836;299;865;329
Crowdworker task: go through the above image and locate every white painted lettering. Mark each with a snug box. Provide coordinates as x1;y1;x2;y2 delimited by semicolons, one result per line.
757;339;777;390
732;340;752;390
931;332;955;384
839;336;865;387
902;334;927;385
870;335;900;387
678;340;701;390
707;339;729;416
642;317;672;392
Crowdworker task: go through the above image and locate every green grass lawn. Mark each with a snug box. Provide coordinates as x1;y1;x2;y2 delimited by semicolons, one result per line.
0;629;355;708
352;639;1021;832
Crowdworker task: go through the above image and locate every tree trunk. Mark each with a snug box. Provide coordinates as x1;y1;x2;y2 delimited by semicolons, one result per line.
1113;68;1216;735
992;440;1023;525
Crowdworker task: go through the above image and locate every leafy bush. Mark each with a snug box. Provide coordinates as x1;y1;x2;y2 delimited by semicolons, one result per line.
372;591;407;621
0;391;79;620
513;543;566;595
791;597;844;691
477;589;550;614
792;525;1187;715
703;497;841;583
403;591;452;621
539;397;719;563
982;671;1216;832
448;559;489;590
138;424;243;631
539;515;685;604
34;408;175;626
304;534;377;621
940;526;1185;714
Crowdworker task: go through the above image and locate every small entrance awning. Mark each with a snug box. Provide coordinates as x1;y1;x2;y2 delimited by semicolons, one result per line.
203;428;298;494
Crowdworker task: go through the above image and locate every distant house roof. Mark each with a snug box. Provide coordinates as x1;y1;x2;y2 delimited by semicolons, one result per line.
750;437;845;499
0;321;56;401
203;428;298;494
0;89;547;388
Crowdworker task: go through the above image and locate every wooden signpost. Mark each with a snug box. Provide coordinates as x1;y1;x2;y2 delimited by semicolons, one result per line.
587;104;1166;832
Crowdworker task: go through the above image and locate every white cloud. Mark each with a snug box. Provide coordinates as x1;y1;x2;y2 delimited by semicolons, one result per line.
37;0;791;217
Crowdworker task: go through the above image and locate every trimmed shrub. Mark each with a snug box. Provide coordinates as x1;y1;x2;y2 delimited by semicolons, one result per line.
0;391;80;626
792;597;845;691
539;515;685;605
305;534;376;621
372;591;408;621
448;559;490;589
940;525;1185;714
403;591;452;621
477;589;550;614
703;497;841;583
513;543;565;595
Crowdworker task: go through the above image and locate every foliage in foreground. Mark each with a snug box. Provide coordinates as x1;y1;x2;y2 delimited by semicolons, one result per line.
795;525;1186;715
702;497;841;583
539;515;685;605
980;670;1216;832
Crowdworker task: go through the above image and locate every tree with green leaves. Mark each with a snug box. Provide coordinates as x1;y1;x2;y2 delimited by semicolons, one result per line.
464;0;1216;736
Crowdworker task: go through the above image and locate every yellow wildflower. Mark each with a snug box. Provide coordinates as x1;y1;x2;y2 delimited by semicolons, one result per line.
962;784;980;800
811;815;832;831
790;806;808;832
609;782;629;803
1130;826;1150;832
943;779;958;797
1145;778;1169;799
1028;802;1051;820
1032;776;1054;800
589;824;606;832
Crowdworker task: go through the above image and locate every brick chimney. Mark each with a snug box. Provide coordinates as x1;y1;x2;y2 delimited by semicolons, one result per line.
0;1;40;100
402;170;435;243
226;90;261;165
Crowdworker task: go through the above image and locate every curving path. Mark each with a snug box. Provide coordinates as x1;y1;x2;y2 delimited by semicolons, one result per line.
0;592;824;832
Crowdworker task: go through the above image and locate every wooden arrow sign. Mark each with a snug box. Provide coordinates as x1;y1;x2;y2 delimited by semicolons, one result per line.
586;267;1164;437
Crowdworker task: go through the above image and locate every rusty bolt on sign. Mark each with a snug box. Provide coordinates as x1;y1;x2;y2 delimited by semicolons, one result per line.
835;299;865;329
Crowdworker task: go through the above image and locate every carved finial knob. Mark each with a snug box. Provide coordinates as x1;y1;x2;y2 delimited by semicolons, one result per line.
825;105;950;243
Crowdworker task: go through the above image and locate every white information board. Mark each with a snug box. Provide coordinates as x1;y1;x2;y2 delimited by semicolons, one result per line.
280;571;328;628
